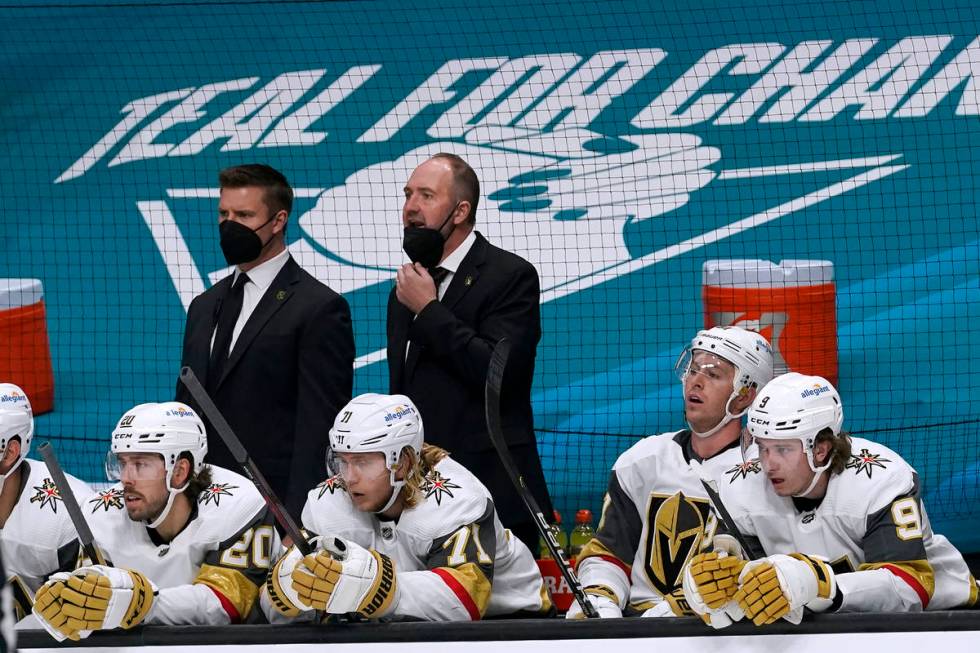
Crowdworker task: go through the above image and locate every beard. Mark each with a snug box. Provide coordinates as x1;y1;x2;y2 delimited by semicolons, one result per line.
124;489;168;523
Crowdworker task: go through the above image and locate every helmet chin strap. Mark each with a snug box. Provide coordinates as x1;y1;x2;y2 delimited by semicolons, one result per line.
374;468;406;515
690;413;732;439
0;458;25;493
690;393;747;439
793;450;832;498
793;468;828;498
146;469;189;529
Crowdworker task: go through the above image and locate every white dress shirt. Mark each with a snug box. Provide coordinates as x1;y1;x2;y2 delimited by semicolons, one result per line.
210;248;291;354
435;229;476;301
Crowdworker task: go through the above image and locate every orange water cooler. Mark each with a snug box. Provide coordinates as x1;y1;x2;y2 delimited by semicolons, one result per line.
702;260;837;386
0;279;55;414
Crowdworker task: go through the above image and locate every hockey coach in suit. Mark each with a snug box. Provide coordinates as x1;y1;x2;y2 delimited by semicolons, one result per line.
177;163;354;517
387;152;553;550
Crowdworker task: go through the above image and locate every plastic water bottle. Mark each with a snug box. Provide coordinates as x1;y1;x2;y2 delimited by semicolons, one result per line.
539;510;568;559
569;509;595;561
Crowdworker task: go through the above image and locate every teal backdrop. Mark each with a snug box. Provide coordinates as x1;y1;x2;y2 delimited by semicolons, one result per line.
1;0;978;551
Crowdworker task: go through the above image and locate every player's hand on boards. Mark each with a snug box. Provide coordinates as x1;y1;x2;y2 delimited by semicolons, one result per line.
33;573;85;642
290;536;398;618
34;566;156;640
681;551;747;628
565;586;622;619
266;540;318;617
735;553;837;626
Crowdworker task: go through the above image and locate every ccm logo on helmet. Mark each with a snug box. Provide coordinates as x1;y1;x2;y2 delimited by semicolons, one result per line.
749;417;770;425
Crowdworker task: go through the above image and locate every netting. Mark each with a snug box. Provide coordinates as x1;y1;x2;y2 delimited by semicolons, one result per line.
1;0;978;551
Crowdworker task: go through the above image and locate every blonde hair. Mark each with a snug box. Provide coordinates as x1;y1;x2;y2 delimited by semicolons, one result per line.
400;443;450;509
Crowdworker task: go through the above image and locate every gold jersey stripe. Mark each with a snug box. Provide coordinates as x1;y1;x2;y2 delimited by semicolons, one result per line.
576;538;631;576
434;562;492;617
195;563;260;621
860;559;935;606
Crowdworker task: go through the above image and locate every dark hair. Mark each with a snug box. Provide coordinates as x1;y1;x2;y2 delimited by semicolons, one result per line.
432;153;479;224
815;428;852;475
218;163;294;219
179;452;213;503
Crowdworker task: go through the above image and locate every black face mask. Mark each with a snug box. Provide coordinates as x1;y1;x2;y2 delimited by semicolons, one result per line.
402;202;459;269
219;217;274;265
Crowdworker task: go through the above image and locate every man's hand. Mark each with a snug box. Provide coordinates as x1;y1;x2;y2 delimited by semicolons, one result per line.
290;536;398;618
734;553;837;626
565;586;622;619
682;552;747;629
34;566;156;641
685;551;746;609
266;543;314;617
33;573;83;641
395;263;438;314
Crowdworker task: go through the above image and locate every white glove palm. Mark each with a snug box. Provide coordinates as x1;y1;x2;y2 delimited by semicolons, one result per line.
290;536;398;618
735;553;837;626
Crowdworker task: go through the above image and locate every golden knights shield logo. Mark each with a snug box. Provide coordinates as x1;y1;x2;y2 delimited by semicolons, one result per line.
643;492;711;596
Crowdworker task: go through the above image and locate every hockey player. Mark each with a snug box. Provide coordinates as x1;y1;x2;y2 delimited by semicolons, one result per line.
684;372;979;628
0;383;92;620
566;326;774;619
32;402;281;640
263;393;551;621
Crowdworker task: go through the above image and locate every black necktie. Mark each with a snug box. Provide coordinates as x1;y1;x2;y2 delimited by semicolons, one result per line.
405;267;450;370
431;266;450;290
208;272;249;385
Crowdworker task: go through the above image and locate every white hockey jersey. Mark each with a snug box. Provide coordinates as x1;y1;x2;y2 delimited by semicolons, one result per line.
83;465;281;625
576;430;744;614
714;436;978;612
0;458;91;619
299;456;550;621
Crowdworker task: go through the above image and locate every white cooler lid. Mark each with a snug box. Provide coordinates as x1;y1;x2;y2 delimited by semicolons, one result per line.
703;259;833;288
0;278;44;309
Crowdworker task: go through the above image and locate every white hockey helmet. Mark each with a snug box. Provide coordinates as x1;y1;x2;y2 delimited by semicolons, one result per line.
674;326;775;438
743;372;844;495
0;383;33;485
106;402;208;527
327;393;423;512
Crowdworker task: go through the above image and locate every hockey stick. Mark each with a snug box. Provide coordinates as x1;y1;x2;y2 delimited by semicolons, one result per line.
485;339;599;618
179;366;311;556
699;476;766;560
38;442;109;567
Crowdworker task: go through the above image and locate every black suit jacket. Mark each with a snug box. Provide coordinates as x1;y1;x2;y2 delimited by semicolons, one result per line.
176;256;354;517
387;232;553;542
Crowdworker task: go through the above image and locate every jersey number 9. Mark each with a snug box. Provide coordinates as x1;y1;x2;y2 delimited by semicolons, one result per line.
890;498;923;541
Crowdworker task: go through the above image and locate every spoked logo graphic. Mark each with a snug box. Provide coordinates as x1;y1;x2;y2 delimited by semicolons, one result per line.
54;37;975;364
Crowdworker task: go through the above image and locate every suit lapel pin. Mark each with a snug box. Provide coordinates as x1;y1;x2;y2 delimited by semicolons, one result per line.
464;275;474;286
276;290;287;301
